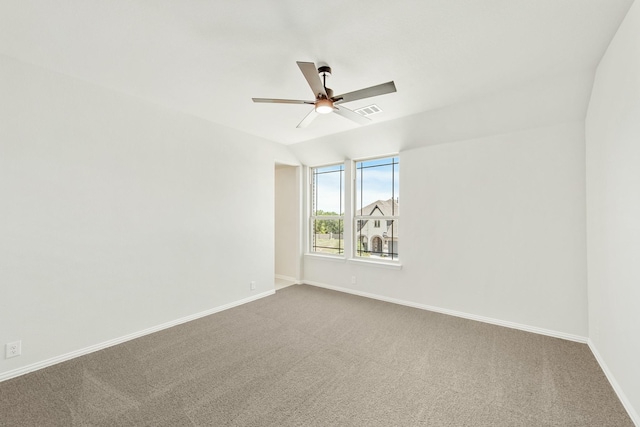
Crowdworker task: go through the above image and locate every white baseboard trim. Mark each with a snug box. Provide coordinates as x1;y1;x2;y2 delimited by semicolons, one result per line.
588;339;639;426
0;290;275;383
303;280;588;343
275;274;299;283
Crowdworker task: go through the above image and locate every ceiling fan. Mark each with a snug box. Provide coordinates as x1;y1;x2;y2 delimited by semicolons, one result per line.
252;61;397;128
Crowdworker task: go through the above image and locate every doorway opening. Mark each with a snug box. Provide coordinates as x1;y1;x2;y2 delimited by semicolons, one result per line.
275;163;300;290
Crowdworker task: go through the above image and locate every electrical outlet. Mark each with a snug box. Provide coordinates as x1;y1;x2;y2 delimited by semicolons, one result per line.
351;276;357;284
250;281;256;290
6;341;21;359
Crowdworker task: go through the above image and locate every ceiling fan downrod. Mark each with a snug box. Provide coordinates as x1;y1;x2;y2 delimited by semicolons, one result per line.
316;65;334;114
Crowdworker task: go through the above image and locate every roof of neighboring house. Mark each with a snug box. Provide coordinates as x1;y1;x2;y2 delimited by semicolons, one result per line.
356;198;399;217
356;199;399;237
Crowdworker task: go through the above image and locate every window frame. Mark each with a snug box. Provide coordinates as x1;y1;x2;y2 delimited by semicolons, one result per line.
353;155;400;262
305;155;401;267
308;162;345;257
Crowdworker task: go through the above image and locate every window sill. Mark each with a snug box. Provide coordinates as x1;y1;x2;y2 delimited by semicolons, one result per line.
348;258;403;270
304;253;347;263
304;253;402;270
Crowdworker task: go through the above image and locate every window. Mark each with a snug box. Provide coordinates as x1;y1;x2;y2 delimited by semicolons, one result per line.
355;156;399;260
310;164;344;255
308;156;400;263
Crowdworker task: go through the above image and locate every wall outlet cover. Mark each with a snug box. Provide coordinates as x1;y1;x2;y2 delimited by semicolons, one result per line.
6;341;21;359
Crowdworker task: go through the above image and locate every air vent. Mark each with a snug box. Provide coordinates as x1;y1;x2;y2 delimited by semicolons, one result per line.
354;104;383;117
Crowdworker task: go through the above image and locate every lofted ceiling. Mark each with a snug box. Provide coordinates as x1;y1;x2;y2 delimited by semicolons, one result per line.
0;0;634;145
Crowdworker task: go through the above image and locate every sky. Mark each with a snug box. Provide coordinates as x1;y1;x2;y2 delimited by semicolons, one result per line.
313;157;399;215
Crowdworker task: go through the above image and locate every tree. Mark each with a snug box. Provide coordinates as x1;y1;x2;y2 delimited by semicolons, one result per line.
314;210;344;234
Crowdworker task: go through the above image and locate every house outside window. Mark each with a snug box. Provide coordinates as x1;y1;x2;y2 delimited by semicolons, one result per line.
355;156;399;260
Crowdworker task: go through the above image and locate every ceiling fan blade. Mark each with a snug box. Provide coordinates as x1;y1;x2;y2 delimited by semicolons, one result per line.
297;61;327;98
333;81;397;104
296;109;319;128
333;105;371;125
252;98;314;104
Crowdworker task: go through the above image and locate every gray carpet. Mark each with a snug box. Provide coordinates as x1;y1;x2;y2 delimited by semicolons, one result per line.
0;285;633;426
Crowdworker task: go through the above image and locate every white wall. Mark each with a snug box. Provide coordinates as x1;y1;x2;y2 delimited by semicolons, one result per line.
0;54;297;378
303;121;588;339
275;165;300;280
586;1;640;422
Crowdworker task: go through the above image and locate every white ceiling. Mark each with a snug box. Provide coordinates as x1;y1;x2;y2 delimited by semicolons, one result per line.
0;0;634;145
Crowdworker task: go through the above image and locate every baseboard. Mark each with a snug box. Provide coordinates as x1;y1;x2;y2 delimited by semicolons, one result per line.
303;280;588;343
275;274;304;285
588;339;639;426
0;290;275;383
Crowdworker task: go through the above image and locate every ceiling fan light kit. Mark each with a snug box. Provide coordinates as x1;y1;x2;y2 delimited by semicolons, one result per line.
315;98;334;114
252;61;396;128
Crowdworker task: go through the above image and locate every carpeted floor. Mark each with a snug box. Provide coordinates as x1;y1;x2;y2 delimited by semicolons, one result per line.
0;285;633;426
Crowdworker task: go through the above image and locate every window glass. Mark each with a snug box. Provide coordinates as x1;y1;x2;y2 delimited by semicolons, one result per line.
355;157;399;260
310;164;344;255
